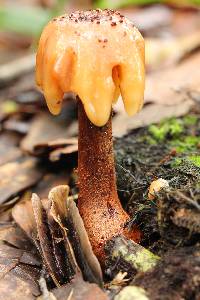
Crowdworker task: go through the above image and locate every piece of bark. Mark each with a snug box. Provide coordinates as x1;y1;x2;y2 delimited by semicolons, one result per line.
105;236;160;280
0;157;43;204
32;185;103;286
64;193;103;285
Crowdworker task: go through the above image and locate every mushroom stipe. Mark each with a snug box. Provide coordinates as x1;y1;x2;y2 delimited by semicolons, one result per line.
78;100;141;261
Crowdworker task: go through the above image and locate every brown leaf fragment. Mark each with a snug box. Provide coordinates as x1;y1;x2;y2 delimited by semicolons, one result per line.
0;272;37;300
113;101;192;137
33;173;70;199
123;5;172;35
113;52;200;137
145;52;200;106
49;186;102;285
49;144;78;162
0;53;35;86
0;132;22;166
0;243;41;299
32;193;76;286
21;113;77;156
146;30;200;70
12;193;37;241
0;157;43;204
38;274;109;300
0;222;36;253
0;259;41;300
3;118;30;135
65;195;103;285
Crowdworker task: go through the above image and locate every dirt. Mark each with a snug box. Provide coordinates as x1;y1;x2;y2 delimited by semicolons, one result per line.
105;113;200;298
133;245;200;300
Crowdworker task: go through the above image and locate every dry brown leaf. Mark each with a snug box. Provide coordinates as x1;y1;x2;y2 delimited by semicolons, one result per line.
113;101;192;137
12;192;37;240
49;144;78;162
39;274;109;300
32;193;75;286
0;157;43;204
146;30;200;70
0;242;41;300
113;52;200;137
21;113;78;156
0;53;35;86
65;196;103;285
0;132;22;166
145;52;200;105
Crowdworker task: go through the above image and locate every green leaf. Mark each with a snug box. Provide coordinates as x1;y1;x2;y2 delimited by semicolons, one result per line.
95;0;160;9
0;5;51;37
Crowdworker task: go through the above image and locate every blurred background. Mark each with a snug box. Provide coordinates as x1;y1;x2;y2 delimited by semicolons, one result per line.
0;0;200;69
0;0;199;143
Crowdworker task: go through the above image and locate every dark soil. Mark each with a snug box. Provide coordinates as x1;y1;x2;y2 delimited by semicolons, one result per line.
108;113;200;298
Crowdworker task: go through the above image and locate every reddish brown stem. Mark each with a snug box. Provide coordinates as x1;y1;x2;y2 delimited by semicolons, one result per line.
78;100;140;262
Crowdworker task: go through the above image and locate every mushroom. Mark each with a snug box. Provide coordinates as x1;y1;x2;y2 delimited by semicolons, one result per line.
148;178;169;200
36;9;145;262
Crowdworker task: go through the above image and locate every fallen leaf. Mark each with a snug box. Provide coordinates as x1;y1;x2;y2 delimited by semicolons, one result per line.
0;157;43;204
0;157;42;204
113;52;200;137
146;30;200;70
38;274;109;300
21;113;78;156
0;132;22;166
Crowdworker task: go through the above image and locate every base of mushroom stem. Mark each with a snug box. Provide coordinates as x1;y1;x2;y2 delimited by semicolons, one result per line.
80;207;142;264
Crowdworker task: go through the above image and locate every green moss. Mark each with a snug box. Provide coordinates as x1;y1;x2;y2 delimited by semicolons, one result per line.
170;136;200;153
188;155;200;167
148;118;184;142
183;115;198;126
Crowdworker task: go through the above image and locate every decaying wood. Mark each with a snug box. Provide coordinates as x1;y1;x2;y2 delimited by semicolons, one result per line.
105;236;160;279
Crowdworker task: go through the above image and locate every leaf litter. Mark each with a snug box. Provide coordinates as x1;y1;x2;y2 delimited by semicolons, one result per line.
0;4;200;300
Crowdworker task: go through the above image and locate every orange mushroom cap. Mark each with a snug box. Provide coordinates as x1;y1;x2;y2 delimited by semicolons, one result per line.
36;9;145;126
